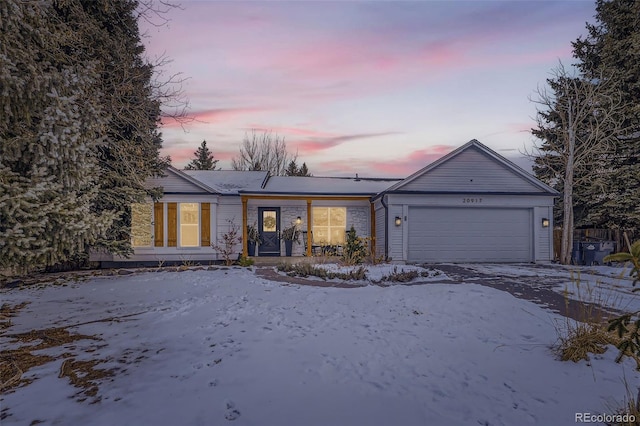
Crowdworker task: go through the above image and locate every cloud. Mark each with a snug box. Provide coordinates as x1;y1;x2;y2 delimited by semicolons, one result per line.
244;125;335;138
160;107;268;129
294;132;402;154
316;144;456;177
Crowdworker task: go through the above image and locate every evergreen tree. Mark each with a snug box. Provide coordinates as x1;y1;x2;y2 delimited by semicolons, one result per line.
0;1;115;272
185;140;219;170
0;0;171;272
298;162;311;177
572;0;640;235
285;160;312;176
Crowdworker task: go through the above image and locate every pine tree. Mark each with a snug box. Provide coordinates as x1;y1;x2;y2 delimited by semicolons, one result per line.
285;160;312;176
572;0;640;235
0;1;115;272
0;0;171;272
298;162;311;177
185;140;219;170
50;0;170;256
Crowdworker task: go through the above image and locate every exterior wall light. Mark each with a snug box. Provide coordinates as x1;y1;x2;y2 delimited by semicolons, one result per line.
542;218;550;228
395;216;402;227
296;216;302;225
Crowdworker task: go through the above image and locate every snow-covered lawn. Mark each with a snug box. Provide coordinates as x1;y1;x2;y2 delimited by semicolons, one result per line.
1;266;639;425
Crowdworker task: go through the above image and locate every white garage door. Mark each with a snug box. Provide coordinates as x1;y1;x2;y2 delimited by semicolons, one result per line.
407;207;532;262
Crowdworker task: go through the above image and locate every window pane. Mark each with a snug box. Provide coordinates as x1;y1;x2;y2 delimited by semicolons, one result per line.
312;207;328;226
131;203;152;247
180;203;199;247
181;203;198;224
262;211;277;232
181;225;199;247
314;227;329;245
330;228;346;245
330;208;346;226
312;207;346;245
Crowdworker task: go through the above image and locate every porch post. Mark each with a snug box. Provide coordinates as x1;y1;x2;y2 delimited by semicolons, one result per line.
242;196;248;257
306;199;312;257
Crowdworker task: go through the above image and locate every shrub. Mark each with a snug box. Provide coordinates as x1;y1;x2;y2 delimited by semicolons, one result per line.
238;257;254;267
277;262;366;281
381;266;419;283
342;226;366;265
604;239;640;369
212;219;242;266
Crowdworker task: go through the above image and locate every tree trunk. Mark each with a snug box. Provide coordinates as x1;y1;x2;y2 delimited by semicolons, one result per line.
561;99;576;265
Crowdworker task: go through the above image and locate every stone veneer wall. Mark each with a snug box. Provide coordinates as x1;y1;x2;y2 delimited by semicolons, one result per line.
347;206;370;239
280;206;307;256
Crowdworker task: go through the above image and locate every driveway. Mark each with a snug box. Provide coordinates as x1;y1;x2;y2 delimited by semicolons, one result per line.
431;263;637;322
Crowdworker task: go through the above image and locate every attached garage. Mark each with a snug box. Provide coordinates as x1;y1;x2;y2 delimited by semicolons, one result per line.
407;207;532;262
375;140;558;263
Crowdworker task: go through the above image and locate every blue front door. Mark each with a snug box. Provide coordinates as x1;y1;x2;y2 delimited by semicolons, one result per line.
258;207;280;256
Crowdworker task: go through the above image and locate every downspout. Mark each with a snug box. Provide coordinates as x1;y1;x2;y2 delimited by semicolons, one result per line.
380;194;389;261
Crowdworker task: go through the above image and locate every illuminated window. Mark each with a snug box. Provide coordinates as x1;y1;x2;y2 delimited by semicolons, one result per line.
312;207;346;245
131;203;153;247
180;203;199;247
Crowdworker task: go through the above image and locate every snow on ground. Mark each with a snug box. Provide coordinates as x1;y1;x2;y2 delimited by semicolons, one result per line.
461;263;640;314
1;266;639;426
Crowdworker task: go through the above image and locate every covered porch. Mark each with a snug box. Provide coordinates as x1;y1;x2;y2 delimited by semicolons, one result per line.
240;194;376;258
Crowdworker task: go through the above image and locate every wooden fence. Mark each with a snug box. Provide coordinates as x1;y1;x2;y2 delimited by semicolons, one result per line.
553;228;636;261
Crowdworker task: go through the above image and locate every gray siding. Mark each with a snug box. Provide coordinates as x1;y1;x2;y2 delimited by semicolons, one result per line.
388;204;403;261
534;206;553;261
146;170;209;194
374;201;386;258
400;146;542;193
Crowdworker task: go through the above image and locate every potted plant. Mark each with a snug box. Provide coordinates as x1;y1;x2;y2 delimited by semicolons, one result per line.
281;223;301;256
246;223;260;256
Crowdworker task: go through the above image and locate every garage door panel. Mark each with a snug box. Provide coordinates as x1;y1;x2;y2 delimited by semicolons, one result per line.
408;207;531;262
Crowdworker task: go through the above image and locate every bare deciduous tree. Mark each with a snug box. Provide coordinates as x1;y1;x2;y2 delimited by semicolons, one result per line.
530;63;627;264
231;130;297;176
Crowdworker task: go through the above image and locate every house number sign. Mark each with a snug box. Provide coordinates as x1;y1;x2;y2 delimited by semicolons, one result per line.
462;198;483;203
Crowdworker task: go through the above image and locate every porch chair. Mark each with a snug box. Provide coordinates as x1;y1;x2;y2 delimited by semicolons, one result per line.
301;231;322;256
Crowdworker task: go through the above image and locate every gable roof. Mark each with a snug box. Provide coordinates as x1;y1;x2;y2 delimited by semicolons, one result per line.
146;166;219;194
183;170;269;195
241;175;401;197
376;139;559;197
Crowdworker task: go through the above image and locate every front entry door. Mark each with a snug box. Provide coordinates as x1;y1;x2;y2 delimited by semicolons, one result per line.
258;207;280;256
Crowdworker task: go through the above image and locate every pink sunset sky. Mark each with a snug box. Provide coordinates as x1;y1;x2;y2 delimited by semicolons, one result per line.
140;0;595;177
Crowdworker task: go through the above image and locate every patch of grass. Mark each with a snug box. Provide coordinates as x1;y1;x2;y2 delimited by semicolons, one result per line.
555;322;613;363
381;267;419;283
58;358;116;403
0;302;29;330
554;272;640;369
606;379;640;426
1;327;102;392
